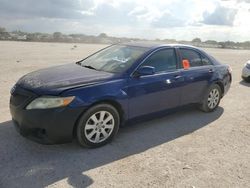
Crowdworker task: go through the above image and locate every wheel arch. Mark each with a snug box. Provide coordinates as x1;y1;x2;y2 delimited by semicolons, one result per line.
72;99;125;138
214;81;224;97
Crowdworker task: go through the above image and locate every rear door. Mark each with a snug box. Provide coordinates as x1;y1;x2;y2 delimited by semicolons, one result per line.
178;48;214;105
127;48;184;118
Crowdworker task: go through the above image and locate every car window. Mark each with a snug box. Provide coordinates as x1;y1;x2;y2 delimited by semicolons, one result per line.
141;48;177;73
201;55;213;65
80;45;148;73
180;48;203;67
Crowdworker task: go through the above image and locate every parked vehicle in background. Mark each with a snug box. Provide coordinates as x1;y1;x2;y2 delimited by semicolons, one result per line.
242;60;250;82
10;42;232;148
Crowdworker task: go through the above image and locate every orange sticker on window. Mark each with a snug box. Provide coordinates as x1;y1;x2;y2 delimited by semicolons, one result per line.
182;59;190;69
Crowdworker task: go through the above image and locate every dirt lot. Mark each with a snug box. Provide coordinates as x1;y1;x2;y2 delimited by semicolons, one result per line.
0;41;250;188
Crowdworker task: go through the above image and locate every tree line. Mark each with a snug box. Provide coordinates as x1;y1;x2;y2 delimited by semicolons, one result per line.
1;27;250;49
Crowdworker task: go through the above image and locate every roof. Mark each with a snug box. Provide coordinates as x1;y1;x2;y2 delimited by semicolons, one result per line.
121;41;199;50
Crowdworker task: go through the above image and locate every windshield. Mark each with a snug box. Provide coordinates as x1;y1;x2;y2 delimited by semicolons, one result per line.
79;45;148;73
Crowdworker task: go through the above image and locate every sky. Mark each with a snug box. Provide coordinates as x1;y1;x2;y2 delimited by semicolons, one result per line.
0;0;250;42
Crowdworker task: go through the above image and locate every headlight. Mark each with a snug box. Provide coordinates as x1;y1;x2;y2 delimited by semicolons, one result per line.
26;96;75;110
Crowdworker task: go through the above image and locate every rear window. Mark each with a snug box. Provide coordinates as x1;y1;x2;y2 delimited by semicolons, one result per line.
180;48;213;67
179;49;203;67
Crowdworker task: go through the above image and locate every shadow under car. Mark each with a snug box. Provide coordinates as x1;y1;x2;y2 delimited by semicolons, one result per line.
0;106;224;188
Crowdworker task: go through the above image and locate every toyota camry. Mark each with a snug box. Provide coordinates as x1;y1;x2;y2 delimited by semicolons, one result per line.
10;43;232;148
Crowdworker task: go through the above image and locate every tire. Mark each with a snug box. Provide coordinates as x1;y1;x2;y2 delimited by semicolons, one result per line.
242;76;250;82
76;103;120;148
199;84;222;112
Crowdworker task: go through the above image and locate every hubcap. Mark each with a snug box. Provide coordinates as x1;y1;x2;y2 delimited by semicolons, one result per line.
84;111;115;143
207;88;220;109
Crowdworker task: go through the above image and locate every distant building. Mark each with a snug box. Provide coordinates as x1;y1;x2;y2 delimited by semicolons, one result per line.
0;32;11;40
17;35;27;40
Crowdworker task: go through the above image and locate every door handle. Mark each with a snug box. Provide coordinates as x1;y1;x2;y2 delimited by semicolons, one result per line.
165;75;182;84
165;79;171;84
174;75;182;80
209;69;214;73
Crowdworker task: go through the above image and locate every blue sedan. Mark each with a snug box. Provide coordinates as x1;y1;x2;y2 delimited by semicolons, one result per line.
10;43;232;148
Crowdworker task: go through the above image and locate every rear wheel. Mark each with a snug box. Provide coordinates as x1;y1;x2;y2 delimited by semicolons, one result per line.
242;76;250;82
76;104;120;148
199;84;222;112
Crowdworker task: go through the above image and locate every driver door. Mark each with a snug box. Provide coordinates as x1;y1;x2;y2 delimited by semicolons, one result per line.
127;48;184;119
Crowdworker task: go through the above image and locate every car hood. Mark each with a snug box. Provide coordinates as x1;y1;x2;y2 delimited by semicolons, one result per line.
17;63;115;95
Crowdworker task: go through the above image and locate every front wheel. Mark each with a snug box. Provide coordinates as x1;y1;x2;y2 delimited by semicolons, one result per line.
199;84;222;112
76;104;120;148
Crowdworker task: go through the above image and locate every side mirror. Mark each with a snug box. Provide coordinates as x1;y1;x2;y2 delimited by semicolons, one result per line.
134;66;155;77
182;59;190;70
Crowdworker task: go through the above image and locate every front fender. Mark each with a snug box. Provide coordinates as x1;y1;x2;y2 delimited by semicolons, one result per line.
61;79;129;119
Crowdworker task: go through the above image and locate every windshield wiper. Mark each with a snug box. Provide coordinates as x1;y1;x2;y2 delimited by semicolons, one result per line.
76;61;98;71
75;60;82;65
82;65;97;70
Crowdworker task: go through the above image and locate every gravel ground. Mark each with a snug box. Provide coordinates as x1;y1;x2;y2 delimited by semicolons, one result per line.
0;41;249;188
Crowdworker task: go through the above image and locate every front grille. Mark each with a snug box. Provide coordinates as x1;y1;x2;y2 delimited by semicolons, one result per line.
10;85;37;107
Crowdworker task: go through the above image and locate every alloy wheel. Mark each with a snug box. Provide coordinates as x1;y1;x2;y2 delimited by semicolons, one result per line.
207;88;220;109
84;111;115;143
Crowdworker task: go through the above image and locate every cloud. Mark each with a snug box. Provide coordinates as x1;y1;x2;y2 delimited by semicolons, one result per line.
0;0;250;41
128;6;148;17
202;5;238;26
90;1;135;25
151;11;186;28
237;0;250;3
0;0;94;19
